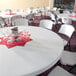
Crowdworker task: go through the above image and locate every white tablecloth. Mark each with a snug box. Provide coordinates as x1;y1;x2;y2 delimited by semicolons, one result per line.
0;13;26;18
0;26;64;76
57;14;76;21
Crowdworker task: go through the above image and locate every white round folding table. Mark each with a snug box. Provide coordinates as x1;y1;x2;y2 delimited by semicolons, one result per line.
0;26;64;76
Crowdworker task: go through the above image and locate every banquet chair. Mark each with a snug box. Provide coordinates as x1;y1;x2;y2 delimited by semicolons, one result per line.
3;9;12;14
39;20;54;30
50;13;56;21
32;7;41;14
0;17;6;28
11;15;22;26
48;66;74;76
13;18;28;26
36;7;42;12
45;7;50;10
50;12;58;25
60;51;76;74
46;11;52;16
60;51;76;66
26;14;34;22
32;8;39;14
32;8;41;15
30;7;34;13
62;17;72;25
52;7;57;11
16;9;24;14
58;24;75;46
25;8;32;15
63;10;70;14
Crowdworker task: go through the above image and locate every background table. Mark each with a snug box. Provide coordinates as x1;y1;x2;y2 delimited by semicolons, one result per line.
57;14;76;21
0;26;63;76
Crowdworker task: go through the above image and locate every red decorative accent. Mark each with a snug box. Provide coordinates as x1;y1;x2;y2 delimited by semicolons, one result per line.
69;15;76;17
5;13;16;15
0;31;32;48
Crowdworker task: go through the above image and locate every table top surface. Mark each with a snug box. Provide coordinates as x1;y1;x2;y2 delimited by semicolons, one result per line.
0;26;64;76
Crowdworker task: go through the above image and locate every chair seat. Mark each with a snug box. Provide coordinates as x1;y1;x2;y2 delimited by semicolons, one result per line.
39;20;54;30
60;51;76;65
48;66;73;76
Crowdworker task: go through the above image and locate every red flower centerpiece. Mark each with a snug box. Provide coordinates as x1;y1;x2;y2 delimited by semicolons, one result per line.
0;27;32;48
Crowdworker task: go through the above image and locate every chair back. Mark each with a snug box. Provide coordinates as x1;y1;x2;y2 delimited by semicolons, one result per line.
25;8;32;15
59;24;75;38
32;9;38;14
14;18;28;26
62;17;72;24
39;20;54;30
50;13;56;21
45;7;50;10
16;9;24;13
26;14;34;20
52;7;57;11
63;10;70;14
46;11;52;16
0;17;5;27
3;9;12;14
11;15;22;25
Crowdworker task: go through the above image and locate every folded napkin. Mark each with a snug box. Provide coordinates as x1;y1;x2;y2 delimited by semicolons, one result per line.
0;31;32;48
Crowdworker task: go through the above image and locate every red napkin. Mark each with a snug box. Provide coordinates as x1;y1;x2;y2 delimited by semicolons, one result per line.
0;31;32;48
5;13;16;15
69;15;76;17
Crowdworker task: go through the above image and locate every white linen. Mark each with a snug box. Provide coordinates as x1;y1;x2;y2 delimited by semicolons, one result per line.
0;12;26;18
0;26;64;76
57;14;76;21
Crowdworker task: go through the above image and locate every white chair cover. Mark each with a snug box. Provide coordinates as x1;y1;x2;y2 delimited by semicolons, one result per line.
48;66;74;76
52;7;57;11
39;20;54;30
58;24;75;46
63;10;70;14
14;18;28;26
0;17;5;27
25;8;32;15
50;13;56;21
62;17;72;24
16;9;24;13
11;15;22;25
59;24;75;38
60;51;76;65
